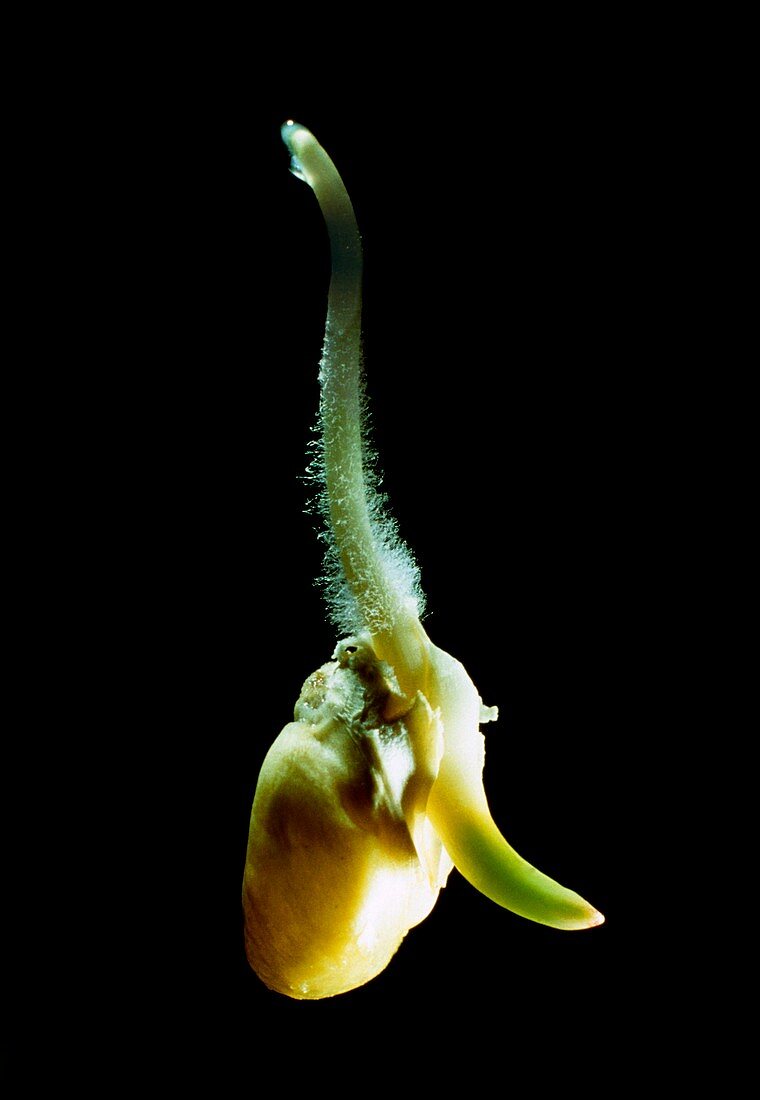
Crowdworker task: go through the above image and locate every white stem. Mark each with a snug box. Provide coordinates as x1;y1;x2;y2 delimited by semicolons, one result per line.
281;122;427;695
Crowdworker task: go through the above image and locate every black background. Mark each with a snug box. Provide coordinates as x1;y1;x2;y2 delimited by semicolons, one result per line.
28;56;690;1082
